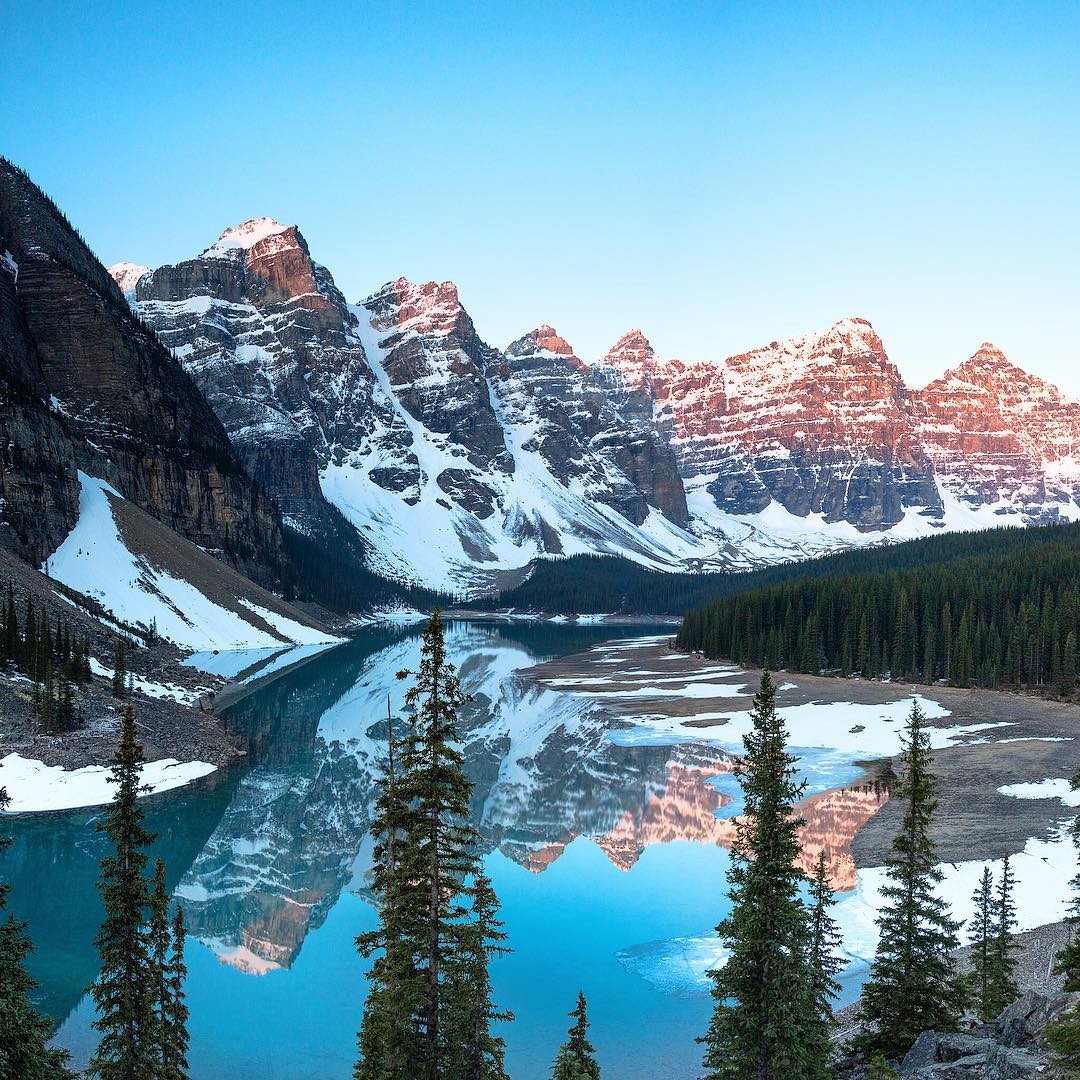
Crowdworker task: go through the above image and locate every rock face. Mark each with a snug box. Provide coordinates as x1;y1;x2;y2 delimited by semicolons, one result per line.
617;318;943;529
911;344;1080;519
0;159;284;583
133;217;396;544
126;235;702;591
886;991;1079;1078
116;211;1080;592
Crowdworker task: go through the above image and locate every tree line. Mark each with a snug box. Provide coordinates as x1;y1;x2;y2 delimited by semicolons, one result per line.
465;520;1080;619
677;531;1080;693
1;583;93;732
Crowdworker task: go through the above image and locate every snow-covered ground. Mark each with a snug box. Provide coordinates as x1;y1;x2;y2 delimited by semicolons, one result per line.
0;753;217;813
45;473;340;651
88;657;211;707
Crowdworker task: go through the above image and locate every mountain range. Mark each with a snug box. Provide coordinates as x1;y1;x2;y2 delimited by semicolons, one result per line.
111;215;1080;594
4;156;1079;629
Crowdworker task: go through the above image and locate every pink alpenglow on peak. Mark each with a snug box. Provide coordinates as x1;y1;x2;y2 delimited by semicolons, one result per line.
530;324;576;357
202;217;295;256
107;262;150;294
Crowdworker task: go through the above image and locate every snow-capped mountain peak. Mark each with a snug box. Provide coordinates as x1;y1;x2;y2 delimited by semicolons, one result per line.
107;261;150;296
506;324;578;360
203;216;295;256
116;216;1080;593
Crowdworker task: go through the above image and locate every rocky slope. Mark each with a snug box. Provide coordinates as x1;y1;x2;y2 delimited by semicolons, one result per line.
0;160;286;586
114;215;1080;594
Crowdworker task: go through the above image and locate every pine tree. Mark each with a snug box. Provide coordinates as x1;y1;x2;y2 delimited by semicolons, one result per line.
967;866;995;1020
855;701;966;1061
88;703;158;1080
806;851;844;1076
111;639;126;699
443;871;512;1080
161;906;189;1080
700;669;819;1079
149;859;170;1073
356;610;511;1080
988;855;1020;1015
550;992;601;1080
1056;768;1080;990
0;787;76;1080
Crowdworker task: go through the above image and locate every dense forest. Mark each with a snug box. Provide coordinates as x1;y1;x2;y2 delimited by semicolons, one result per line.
676;521;1080;694
465;520;1080;619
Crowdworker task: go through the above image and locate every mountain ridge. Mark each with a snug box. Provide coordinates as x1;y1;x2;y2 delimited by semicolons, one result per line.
107;214;1080;593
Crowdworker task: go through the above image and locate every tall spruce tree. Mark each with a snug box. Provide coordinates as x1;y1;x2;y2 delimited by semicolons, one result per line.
443;870;512;1080
161;906;189;1080
356;609;510;1080
989;855;1020;1014
855;701;966;1061
0;788;75;1080
550;992;601;1080
968;866;995;1020
149;859;171;1075
806;851;844;1076
88;703;158;1080
1056;768;1080;989
700;669;820;1079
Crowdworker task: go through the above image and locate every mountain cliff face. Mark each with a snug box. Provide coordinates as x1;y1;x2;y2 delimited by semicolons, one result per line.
911;344;1080;517
628;318;943;529
115;214;1080;593
123;228;704;591
0;160;284;583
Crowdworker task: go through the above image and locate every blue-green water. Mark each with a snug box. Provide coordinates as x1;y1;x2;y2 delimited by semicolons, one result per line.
0;622;865;1079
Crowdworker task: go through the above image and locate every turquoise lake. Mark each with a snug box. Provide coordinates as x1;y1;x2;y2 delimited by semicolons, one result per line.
0;621;870;1079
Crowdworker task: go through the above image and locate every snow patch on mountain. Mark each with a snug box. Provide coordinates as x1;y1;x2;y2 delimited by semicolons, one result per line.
202;217;292;255
45;473;339;650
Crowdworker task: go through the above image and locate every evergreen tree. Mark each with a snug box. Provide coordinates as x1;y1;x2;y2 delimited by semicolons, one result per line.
88;703;158;1080
989;855;1020;1015
700;669;820;1079
356;610;510;1080
550;992;601;1080
967;866;995;1020
806;851;843;1076
161;907;189;1080
0;788;75;1080
855;702;966;1061
111;639;126;699
1056;768;1080;990
863;1056;900;1080
149;859;170;1073
443;870;512;1080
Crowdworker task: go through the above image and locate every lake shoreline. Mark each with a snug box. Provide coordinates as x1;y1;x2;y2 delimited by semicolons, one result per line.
524;635;1080;890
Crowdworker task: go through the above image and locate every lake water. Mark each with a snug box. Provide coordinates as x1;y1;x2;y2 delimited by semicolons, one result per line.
0;621;873;1080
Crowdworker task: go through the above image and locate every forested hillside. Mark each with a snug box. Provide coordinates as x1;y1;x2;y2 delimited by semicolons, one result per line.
468;523;1068;618
676;521;1080;694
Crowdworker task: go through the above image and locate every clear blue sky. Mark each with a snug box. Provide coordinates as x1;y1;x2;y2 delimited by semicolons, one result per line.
3;1;1078;390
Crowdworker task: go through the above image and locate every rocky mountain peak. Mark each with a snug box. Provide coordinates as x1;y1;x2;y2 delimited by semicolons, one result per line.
203;216;295;257
505;324;578;360
107;261;150;295
601;329;659;394
603;328;654;365
366;277;470;339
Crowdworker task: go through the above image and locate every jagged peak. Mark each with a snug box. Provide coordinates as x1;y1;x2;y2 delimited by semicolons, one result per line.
927;342;1067;403
202;217;296;257
365;277;469;337
607;328;653;355
107;262;150;294
506;324;576;358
